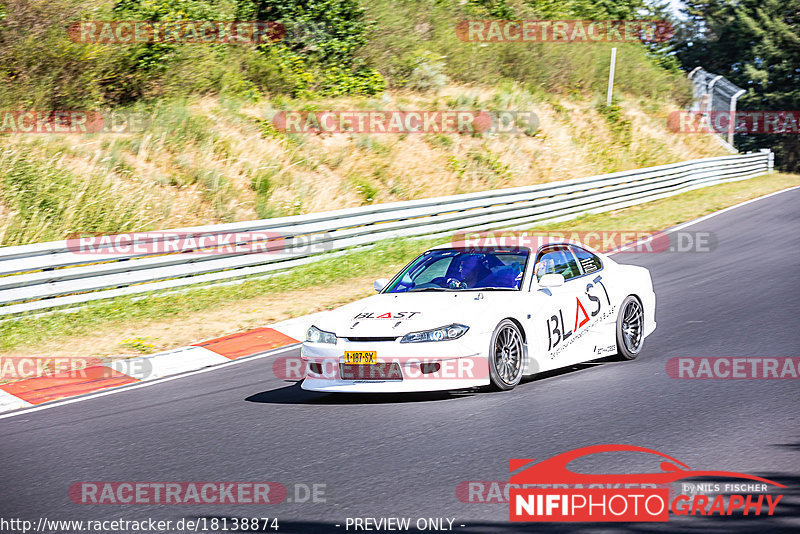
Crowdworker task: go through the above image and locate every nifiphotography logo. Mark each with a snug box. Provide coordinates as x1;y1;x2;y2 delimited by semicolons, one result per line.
508;444;785;522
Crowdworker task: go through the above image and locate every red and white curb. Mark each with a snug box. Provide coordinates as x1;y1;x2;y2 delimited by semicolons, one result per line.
0;314;321;415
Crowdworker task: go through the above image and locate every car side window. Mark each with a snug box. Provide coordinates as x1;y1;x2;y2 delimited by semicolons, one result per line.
535;246;582;281
570;246;602;274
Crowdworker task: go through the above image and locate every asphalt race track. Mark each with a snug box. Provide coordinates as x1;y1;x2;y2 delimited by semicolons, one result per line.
1;188;799;533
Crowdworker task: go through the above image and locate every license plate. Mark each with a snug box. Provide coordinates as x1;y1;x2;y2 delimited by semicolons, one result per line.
344;351;377;364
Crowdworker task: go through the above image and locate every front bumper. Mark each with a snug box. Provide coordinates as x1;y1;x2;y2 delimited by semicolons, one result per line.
299;338;489;393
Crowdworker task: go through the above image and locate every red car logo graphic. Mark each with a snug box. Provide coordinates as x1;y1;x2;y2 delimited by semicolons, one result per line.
510;444;785;487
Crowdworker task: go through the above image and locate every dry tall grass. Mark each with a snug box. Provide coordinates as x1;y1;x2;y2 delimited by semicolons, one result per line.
0;86;727;245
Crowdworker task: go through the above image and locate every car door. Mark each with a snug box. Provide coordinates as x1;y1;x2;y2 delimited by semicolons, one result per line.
530;244;589;370
569;245;617;360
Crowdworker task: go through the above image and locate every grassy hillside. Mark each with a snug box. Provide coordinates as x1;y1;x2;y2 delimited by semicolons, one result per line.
0;0;685;108
0;0;729;245
0;87;727;245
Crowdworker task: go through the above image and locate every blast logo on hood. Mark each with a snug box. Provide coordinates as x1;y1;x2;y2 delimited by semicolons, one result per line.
353;312;421;320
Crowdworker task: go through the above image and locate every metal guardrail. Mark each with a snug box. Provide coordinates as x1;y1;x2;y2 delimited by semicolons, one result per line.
0;151;772;317
688;67;746;147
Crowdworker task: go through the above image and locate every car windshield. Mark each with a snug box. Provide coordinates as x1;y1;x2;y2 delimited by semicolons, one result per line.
384;248;529;293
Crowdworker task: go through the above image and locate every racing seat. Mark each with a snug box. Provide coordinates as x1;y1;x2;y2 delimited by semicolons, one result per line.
479;261;522;288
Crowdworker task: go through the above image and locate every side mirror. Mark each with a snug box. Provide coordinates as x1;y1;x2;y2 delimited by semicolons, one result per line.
538;273;565;288
374;278;389;292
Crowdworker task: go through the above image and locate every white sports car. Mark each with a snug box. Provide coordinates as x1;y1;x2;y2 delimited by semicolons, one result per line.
300;237;655;392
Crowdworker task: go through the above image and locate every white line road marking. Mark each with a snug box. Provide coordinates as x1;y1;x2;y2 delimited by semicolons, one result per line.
611;185;800;254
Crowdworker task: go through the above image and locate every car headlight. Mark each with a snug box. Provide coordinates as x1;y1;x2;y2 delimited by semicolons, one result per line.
400;324;469;343
306;325;337;344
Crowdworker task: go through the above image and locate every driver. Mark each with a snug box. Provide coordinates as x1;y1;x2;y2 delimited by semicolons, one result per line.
449;254;491;288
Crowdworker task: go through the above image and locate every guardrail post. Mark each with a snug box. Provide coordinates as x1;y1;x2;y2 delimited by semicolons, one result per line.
760;149;774;173
727;89;745;146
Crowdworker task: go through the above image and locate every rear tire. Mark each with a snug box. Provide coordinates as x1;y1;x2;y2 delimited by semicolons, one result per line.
488;320;524;390
616;295;644;360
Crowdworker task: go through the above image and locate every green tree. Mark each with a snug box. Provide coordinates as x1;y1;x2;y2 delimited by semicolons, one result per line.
675;0;800;171
525;0;648;19
237;0;385;95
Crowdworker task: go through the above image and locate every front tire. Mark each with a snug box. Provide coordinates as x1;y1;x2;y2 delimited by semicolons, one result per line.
616;295;644;360
488;320;524;390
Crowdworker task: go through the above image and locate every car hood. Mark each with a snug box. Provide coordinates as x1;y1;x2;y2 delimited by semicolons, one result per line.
315;291;513;338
